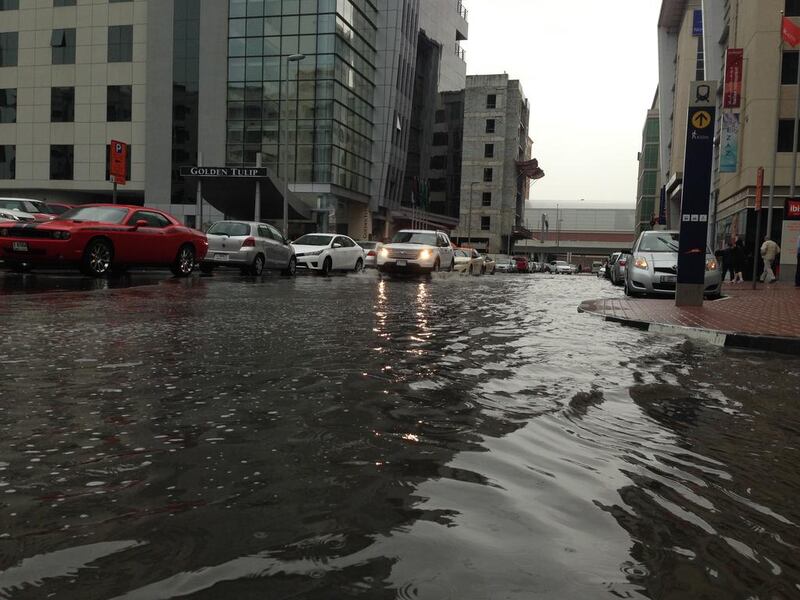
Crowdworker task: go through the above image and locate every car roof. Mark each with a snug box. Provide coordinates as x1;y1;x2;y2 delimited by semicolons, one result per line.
0;197;44;202
397;229;444;234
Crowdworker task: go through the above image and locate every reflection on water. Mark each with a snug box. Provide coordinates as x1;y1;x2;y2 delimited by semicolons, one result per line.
0;273;798;599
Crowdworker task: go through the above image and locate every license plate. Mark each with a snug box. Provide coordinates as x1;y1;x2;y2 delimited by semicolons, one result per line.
12;242;28;252
396;260;407;267
214;253;229;261
660;275;676;283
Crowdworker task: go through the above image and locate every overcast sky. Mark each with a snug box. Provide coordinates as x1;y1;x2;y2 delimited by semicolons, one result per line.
464;0;661;207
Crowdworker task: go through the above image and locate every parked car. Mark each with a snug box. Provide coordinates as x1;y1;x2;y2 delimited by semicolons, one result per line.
357;240;383;268
549;260;573;275
606;252;622;280
609;253;628;286
597;265;607;278
625;230;721;298
453;248;485;275
513;256;529;273
494;256;516;273
591;261;603;274
377;229;455;274
201;221;296;276
0;208;36;223
530;261;541;273
0;198;58;222
292;233;364;275
0;204;208;277
43;202;73;216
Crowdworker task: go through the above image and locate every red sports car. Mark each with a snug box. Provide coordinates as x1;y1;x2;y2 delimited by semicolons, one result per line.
0;204;208;277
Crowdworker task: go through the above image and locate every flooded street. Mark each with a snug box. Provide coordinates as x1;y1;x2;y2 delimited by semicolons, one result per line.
0;272;798;599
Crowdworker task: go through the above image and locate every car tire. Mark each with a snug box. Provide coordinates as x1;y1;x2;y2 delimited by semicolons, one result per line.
320;256;332;276
281;257;296;277
170;244;196;278
480;265;486;275
433;259;440;273
353;258;363;273
448;258;455;272
199;263;215;275
81;238;114;277
468;264;474;276
250;254;265;276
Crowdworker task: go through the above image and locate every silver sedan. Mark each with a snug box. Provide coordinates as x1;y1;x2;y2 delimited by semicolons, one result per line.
201;221;296;276
625;231;721;298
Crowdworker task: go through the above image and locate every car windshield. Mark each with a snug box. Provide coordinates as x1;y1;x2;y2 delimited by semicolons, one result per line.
208;222;250;237
556;261;568;266
392;232;437;245
0;199;40;213
43;204;70;215
294;234;332;246
59;206;130;224
639;233;680;253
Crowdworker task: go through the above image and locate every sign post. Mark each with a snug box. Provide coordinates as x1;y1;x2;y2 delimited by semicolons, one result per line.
109;140;128;204
752;167;764;289
676;81;717;307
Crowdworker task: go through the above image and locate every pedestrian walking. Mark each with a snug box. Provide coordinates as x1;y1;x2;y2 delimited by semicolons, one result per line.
759;237;780;283
720;243;735;283
732;238;746;283
796;234;800;287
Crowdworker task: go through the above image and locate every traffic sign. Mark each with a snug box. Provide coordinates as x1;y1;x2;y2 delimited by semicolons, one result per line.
109;140;128;185
691;111;712;129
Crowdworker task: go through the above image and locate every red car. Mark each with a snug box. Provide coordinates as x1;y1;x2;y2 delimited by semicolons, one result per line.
0;204;208;277
513;256;530;272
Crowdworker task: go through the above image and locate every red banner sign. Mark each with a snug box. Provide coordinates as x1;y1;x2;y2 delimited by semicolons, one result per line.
786;198;800;220
723;48;743;109
755;166;764;210
109;140;128;185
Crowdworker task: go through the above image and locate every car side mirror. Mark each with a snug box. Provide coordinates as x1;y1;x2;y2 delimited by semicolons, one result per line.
133;219;148;229
333;243;342;249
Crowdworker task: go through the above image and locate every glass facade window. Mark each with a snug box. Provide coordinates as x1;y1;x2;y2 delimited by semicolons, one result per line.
51;28;76;64
644;117;659;143
0;32;18;67
486;119;495;133
481;192;491;206
483;167;493;182
0;145;14;179
782;51;799;85
641;171;657;195
0;0;19;9
642;144;658;169
51;86;74;122
0;89;15;123
481;216;490;230
54;0;76;6
778;119;800;152
108;25;133;62
226;0;377;195
787;0;800;17
484;143;494;158
50;145;74;180
172;0;200;205
486;94;496;109
107;85;132;121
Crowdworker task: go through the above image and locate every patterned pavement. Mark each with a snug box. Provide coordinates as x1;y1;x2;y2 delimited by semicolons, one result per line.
579;281;800;339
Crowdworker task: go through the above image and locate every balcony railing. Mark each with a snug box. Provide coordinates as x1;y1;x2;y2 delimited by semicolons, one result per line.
457;0;468;21
455;42;466;62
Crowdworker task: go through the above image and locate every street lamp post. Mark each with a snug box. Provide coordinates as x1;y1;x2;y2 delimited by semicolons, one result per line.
281;53;305;238
466;181;481;247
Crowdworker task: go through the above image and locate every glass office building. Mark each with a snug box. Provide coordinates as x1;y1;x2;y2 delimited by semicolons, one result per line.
225;0;377;197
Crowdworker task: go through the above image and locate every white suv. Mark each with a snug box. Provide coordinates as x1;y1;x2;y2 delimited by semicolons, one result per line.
377;229;455;274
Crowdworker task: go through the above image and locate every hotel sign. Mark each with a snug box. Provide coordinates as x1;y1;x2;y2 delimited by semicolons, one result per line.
179;166;269;178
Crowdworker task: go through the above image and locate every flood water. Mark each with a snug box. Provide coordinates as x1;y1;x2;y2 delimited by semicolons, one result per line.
0;272;798;599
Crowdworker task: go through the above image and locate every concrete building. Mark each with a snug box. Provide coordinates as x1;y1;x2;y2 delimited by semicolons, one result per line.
0;0;471;242
658;0;800;281
635;90;661;236
453;74;531;254
517;206;636;265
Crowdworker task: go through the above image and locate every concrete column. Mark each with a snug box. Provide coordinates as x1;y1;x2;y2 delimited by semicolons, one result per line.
254;153;262;222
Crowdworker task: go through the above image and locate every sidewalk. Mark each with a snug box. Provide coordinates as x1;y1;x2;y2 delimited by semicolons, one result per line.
578;281;800;354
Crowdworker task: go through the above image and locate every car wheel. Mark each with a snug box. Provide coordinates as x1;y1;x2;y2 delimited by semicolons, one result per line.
480;265;486;275
170;244;195;277
448;258;455;272
199;263;215;275
433;259;440;273
353;258;363;273
81;238;114;277
320;256;332;276
281;257;296;276
468;264;474;276
250;253;265;276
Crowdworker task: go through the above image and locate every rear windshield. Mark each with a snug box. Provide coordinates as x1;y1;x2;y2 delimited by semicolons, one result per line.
639;233;680;252
359;241;377;249
294;234;333;246
59;206;129;224
208;222;250;237
392;232;437;245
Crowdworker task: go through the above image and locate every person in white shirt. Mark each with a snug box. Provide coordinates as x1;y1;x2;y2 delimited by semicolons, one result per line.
759;237;780;283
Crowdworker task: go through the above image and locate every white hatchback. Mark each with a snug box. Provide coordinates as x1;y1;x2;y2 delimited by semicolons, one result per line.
292;233;364;275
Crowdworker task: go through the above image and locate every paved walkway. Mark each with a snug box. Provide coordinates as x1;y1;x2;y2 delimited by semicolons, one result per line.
579;281;800;354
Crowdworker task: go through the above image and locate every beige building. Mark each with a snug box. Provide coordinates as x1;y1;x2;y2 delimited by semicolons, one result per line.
658;0;799;281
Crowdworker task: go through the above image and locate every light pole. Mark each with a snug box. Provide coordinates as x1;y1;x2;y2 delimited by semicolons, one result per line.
467;181;480;247
281;53;305;238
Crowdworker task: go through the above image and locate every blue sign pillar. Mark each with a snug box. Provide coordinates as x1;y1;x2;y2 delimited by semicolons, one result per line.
677;81;717;306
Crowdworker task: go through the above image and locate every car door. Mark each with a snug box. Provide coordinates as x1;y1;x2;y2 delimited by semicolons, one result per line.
267;224;291;268
343;236;360;268
121;210;172;263
257;225;278;267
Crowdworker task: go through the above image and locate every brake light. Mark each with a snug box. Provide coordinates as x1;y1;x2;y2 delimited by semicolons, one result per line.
241;237;256;248
367;250;376;256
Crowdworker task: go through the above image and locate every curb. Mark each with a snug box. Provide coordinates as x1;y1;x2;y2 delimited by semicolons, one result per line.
578;305;800;356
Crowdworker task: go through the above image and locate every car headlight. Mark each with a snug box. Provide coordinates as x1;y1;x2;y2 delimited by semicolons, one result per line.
379;248;389;258
0;228;7;237
52;231;71;240
419;249;431;260
706;259;717;271
633;257;648;270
